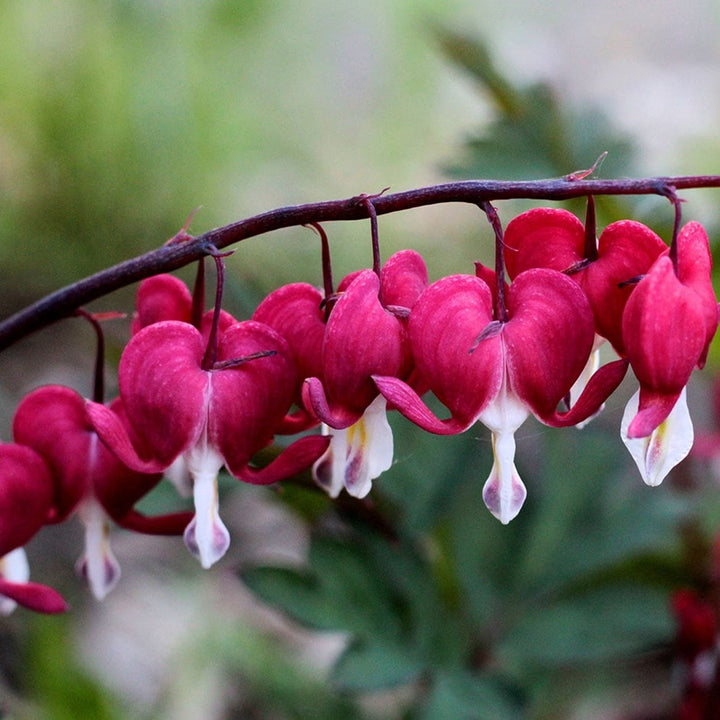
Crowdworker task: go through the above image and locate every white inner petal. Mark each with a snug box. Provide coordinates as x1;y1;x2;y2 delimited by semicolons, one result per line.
164;455;193;498
183;438;229;569
77;498;121;600
482;430;527;524
621;387;694;487
478;370;530;523
312;395;394;499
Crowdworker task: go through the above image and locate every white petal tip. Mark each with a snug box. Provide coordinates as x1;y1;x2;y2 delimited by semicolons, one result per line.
184;516;230;569
621;388;694;487
482;474;527;524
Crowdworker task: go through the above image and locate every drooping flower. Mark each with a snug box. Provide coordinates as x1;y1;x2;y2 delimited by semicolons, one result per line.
503;207;667;355
375;268;627;523
298;250;428;498
621;222;719;484
14;385;192;599
87;319;329;568
0;443;67;613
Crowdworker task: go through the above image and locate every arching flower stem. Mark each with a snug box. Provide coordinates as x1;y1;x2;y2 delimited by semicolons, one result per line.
480;201;509;323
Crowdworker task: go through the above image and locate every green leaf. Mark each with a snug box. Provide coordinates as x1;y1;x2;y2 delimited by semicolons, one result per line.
332;641;425;691
497;584;674;668
419;671;522;720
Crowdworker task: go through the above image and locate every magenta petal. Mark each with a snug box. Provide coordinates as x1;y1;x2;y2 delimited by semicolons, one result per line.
119;321;209;466
582;220;666;354
372;376;470;435
627;389;682;439
86;401;167;474
115;509;194;535
676;222;718;365
209;320;299;474
380;249;428;309
503;269;595;419
303;377;363;429
0;444;54;556
408;274;503;424
624;256;707;395
13;386;90;521
253;282;326;383
321;270;411;415
235;434;331;485
132;274;192;334
503;208;585;278
0;578;68;614
543;358;629;427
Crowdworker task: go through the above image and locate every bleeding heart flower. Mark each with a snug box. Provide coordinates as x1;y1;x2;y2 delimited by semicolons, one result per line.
503;208;667;355
0;443;67;613
621;222;719;484
300;250;428;498
253;281;327;433
87;319;329;569
13;385;192;599
375;268;627;523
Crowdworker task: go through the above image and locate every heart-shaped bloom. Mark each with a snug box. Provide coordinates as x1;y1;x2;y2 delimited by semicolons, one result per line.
88;319;329;568
375;268;627;523
14;386;192;599
0;443;67;614
298;250;428;498
621;222;719;484
503;208;667;355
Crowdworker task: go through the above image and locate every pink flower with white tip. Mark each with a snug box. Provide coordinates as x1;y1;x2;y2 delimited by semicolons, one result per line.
14;386;192;599
621;221;719;486
375;267;626;523
297;249;428;499
88;317;329;569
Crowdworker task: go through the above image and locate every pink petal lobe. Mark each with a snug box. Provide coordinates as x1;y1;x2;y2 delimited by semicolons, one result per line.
372;376;470;435
626;388;682;440
543;358;629;427
0;444;54;556
380;249;428;309
408;274;503;425
0;578;68;614
115;509;194;535
503;269;594;419
86;401;167;474
13;385;90;521
303;377;363;429
119;321;209;466
623;256;707;397
675;222;718;365
236;434;331;485
320;270;411;417
581;220;666;354
132;274;192;334
209;321;299;475
253;282;326;383
503;208;585;279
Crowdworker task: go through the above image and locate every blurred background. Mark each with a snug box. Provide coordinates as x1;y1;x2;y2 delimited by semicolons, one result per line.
1;1;720;718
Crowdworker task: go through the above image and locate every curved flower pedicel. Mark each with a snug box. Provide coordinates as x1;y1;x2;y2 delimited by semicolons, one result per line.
621;222;719;485
298;250;428;499
88;319;329;569
375;268;627;523
0;443;67;614
13;386;192;599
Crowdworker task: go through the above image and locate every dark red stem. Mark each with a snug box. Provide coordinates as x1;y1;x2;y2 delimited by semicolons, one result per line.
2;175;720;351
201;249;227;372
480;201;508;323
74;308;105;404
